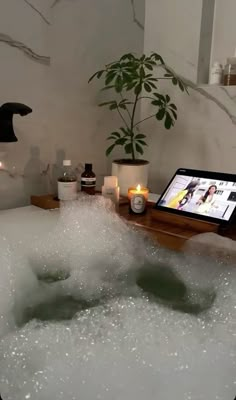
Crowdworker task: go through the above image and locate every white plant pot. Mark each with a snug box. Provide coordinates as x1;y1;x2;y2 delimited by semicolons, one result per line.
112;160;149;196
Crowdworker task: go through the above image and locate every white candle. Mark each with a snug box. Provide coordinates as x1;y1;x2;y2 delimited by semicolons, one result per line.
128;185;149;214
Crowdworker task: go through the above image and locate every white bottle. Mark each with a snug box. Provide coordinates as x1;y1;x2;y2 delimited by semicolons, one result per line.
209;61;223;85
102;176;120;207
58;160;77;201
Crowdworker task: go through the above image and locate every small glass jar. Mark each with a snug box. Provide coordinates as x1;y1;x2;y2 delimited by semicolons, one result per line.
224;57;236;85
209;61;223;85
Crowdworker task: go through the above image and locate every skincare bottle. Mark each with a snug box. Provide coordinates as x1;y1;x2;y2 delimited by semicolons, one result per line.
102;176;120;208
209;61;223;85
81;163;96;195
58;160;77;201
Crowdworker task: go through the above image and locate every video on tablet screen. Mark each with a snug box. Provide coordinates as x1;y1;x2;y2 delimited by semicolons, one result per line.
157;174;236;221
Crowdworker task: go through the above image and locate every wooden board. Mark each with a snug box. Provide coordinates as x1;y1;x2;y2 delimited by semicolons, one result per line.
31;194;59;209
150;209;219;233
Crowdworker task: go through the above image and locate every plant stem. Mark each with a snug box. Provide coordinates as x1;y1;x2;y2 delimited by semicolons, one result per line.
130;93;139;160
133;113;156;128
137;96;156;102
119;93;132;121
116;106;129;129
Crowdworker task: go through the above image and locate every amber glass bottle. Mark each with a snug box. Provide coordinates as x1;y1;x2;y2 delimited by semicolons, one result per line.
81;163;96;195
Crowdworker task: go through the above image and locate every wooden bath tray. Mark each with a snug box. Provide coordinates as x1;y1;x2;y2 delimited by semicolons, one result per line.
150;209;219;233
30;193;129;210
31;194;60;209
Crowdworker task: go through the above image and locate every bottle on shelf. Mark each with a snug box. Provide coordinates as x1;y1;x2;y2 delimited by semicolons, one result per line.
209;61;223;85
101;176;120;208
224;49;236;86
57;160;77;201
81;163;96;195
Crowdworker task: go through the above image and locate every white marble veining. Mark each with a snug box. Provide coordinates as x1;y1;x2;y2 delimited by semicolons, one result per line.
144;0;236;194
0;0;145;210
2;0;236;210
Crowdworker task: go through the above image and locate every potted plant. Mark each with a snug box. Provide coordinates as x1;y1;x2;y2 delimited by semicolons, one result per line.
89;52;188;195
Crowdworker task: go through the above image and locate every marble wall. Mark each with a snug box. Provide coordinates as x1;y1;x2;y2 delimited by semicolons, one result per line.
0;0;145;209
143;0;236;194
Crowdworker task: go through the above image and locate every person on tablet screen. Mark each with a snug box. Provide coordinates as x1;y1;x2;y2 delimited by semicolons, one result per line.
196;184;217;214
177;191;193;210
167;180;199;209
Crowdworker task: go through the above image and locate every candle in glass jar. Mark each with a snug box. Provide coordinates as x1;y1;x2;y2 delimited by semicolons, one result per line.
128;184;149;214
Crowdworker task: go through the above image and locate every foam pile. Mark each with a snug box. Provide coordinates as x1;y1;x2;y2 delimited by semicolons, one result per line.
0;196;235;400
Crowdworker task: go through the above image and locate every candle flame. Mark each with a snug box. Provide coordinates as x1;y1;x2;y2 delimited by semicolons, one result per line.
0;161;2;168
136;184;141;191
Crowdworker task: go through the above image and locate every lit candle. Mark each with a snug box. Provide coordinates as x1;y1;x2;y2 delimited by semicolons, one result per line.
128;184;149;214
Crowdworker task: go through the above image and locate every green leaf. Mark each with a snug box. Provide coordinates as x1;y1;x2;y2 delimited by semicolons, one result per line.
172;77;178;85
119;104;127;110
156;108;166;120
97;70;104;79
105;72;116;85
151;100;163;107
153;93;165;102
115;138;127;145
169;108;177;120
151;53;164;64
136;139;147;146
99;101;115;107
148;81;157;89
109;103;118;110
115;75;123;93
135;143;144;155
109;131;121;138
164;73;172;78
106;143;116;156
140;66;145;79
120;127;130;136
170;103;177;110
144;83;152;92
88;70;104;83
120;53;134;61
126;81;137;91
135;134;146;139
124;143;133;154
134;84;142;96
164;112;174;129
145;64;153;71
178;80;185;92
165;94;170;103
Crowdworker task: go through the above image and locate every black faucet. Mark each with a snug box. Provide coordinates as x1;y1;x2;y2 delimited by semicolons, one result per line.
0;102;32;142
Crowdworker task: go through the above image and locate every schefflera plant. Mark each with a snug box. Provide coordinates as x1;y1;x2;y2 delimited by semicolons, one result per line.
89;53;188;160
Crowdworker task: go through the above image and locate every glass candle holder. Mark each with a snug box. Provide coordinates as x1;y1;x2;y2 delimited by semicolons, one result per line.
128;185;149;214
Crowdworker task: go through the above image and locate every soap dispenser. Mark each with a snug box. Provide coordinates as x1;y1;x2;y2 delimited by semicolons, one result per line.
0;102;32;142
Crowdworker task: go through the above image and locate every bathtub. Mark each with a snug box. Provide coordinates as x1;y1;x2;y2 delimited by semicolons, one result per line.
0;201;235;400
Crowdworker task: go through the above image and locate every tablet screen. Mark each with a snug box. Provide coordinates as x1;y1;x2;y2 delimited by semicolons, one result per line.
156;169;236;223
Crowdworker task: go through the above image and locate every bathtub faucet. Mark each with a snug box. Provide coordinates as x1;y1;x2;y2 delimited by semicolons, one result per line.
0;102;32;142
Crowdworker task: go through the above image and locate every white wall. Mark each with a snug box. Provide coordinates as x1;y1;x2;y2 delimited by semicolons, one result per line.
144;0;203;83
143;0;236;194
0;0;145;209
211;0;236;66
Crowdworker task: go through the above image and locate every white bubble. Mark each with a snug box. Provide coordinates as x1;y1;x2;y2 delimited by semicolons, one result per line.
0;196;235;400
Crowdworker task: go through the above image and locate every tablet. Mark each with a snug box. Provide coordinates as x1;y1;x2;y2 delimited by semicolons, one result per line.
155;168;236;225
